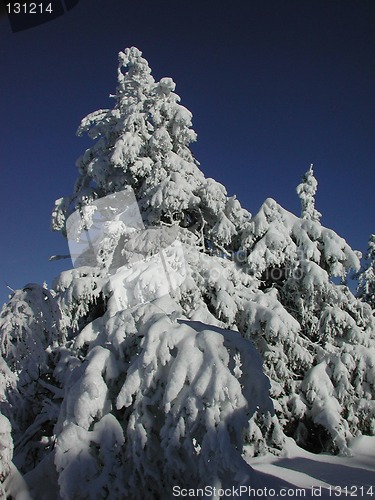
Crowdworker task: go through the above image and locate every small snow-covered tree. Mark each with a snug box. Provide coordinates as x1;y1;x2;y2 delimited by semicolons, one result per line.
0;284;64;473
296;164;321;222
357;234;375;308
0;412;13;497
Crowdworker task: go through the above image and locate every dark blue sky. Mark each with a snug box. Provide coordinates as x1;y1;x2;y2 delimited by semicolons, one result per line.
0;0;374;307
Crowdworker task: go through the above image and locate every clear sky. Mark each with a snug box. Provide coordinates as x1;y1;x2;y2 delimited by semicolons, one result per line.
0;0;374;307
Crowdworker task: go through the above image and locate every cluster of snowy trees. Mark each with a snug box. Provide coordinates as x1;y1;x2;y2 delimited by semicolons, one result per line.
1;47;374;498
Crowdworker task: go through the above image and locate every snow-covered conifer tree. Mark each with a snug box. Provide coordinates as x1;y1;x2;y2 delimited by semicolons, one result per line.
52;47;248;257
240;170;375;454
50;48;375;459
357;234;375;308
1;47;276;498
0;412;13;496
296;164;321;222
0;284;64;476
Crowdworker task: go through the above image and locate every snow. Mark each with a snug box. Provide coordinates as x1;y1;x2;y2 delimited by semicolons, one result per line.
243;197;360;278
248;436;375;498
7;430;375;498
357;234;375;307
2;46;375;499
297;164;322;222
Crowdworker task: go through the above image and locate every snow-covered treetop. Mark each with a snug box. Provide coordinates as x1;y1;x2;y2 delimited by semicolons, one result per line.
296;164;322;222
366;234;375;261
242;197;360;279
357;233;375;307
52;47;250;255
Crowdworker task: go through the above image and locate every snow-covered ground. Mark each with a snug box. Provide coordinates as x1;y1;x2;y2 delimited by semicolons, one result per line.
4;437;375;499
246;436;375;498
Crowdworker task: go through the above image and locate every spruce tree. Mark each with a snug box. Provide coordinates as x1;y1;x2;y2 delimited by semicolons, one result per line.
51;49;375;458
358;234;375;308
0;284;64;475
296;163;321;222
52;47;248;257
240;171;375;454
1;47;271;498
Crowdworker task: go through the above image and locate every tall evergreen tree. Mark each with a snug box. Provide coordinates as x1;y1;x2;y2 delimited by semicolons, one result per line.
1;47;271;498
50;51;375;456
52;47;248;257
